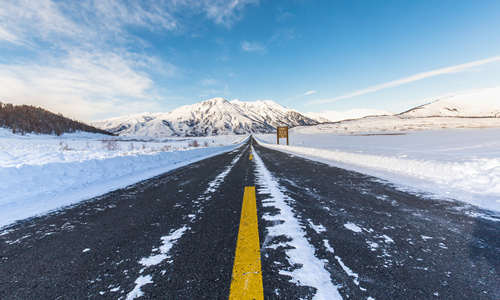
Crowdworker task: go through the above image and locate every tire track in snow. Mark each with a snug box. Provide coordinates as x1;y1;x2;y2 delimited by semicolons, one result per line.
252;146;342;300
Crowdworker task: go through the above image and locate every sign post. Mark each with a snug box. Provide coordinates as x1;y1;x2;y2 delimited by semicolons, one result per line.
276;126;289;145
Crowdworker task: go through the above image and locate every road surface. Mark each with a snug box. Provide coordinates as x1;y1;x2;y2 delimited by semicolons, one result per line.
0;138;498;299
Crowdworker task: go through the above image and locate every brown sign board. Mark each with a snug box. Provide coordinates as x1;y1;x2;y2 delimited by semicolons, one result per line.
276;126;289;145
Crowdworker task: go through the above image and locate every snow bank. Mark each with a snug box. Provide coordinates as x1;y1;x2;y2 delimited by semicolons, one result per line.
0;141;242;228
256;129;500;212
0;128;244;167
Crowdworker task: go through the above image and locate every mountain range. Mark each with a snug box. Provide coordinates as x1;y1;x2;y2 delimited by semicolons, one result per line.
92;86;500;137
92;98;318;137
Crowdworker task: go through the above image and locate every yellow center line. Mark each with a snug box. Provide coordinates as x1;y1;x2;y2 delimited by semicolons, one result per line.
249;154;253;160
229;186;263;300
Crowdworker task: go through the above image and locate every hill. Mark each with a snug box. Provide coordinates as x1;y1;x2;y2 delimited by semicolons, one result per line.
398;87;500;118
0;102;113;136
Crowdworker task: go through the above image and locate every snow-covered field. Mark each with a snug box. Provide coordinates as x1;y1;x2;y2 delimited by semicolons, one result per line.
0;129;245;167
256;128;500;212
294;116;500;135
0;128;246;228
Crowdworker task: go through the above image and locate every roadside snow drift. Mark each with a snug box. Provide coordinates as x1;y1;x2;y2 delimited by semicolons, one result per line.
256;129;500;212
0;130;245;228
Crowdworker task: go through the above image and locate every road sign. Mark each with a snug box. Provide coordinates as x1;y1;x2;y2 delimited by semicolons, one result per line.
277;126;289;145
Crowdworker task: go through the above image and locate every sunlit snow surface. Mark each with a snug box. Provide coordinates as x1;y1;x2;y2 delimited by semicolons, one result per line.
0;128;246;227
257;128;500;212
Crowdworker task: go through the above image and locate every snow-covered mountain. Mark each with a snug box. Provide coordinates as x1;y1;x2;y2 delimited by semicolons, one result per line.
93;98;318;137
399;87;500;118
305;108;391;123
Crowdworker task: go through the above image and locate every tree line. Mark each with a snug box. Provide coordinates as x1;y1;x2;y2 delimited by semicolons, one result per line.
0;102;113;136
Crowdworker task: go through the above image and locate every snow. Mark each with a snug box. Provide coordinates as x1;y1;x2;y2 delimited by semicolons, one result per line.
334;255;360;286
0;128;244;167
344;222;363;233
139;226;188;267
287;116;500;135
126;275;152;300
0;130;246;228
308;220;326;233
92;98;317;137
127;226;189;298
399;86;500;118
252;146;342;300
256;128;500;212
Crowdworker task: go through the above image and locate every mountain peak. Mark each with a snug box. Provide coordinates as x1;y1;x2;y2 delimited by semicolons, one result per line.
93;98;318;137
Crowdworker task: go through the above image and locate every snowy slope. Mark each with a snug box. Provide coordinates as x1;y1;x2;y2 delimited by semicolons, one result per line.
305;108;391;123
93;98;318;137
399;87;500;118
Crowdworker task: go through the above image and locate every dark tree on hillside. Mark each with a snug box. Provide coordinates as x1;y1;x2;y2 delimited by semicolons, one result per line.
0;102;113;136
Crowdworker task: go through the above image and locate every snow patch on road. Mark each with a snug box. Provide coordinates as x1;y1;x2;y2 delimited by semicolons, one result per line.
334;256;360;286
344;222;363;233
127;226;188;299
139;226;188;267
126;275;152;300
252;146;342;300
204;149;244;194
308;220;326;233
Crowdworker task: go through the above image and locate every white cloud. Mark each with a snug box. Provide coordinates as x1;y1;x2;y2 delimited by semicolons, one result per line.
303;90;317;96
241;40;266;53
310;55;500;104
0;0;258;120
0;51;163;121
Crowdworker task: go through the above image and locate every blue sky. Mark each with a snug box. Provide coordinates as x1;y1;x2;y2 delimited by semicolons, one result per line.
0;0;499;121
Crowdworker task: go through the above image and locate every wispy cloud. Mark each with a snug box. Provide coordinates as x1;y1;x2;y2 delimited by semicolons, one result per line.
241;40;266;53
0;0;257;120
303;90;317;96
0;51;164;120
197;0;259;28
309;56;500;104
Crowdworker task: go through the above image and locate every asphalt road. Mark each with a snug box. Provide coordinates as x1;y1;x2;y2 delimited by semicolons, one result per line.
0;138;498;299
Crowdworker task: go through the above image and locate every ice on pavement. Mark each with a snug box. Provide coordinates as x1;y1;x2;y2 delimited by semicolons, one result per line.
0;130;244;228
257;128;500;212
252;146;342;300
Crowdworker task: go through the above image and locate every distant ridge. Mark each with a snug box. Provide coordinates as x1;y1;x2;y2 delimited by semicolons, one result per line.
93;98;318;137
397;87;500;118
0;102;113;136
